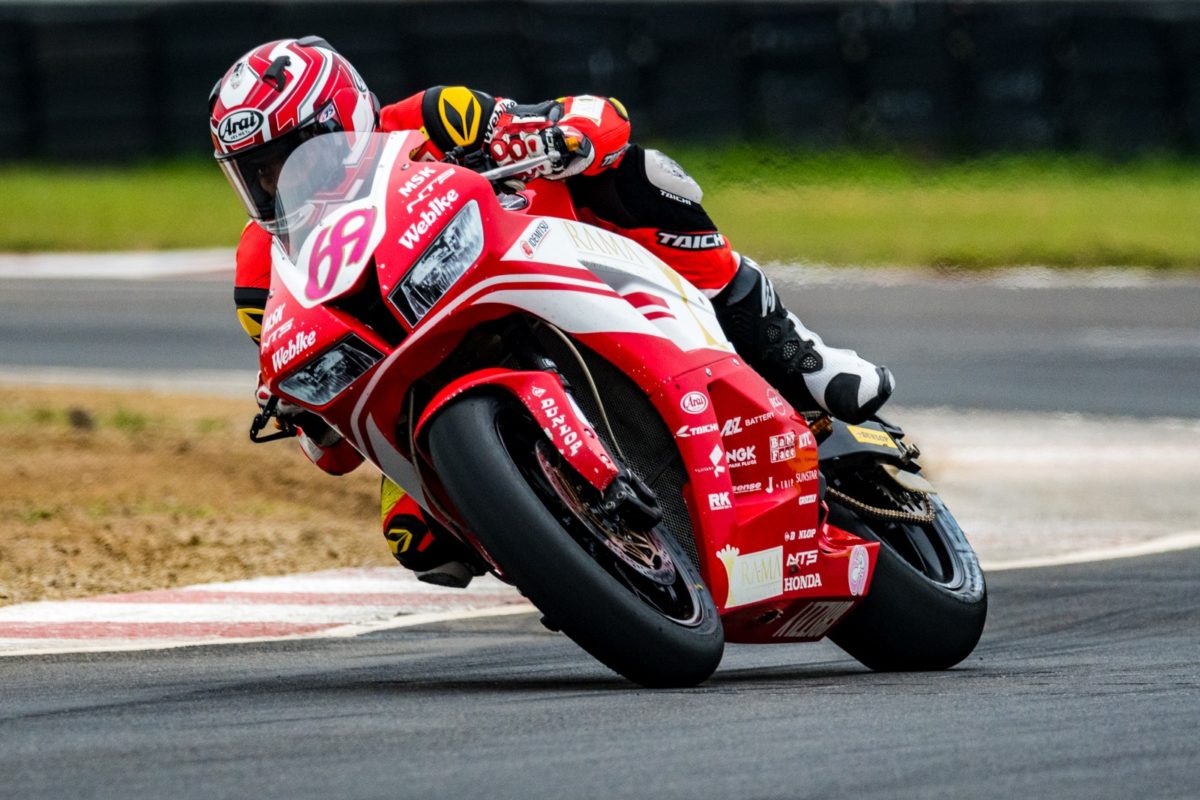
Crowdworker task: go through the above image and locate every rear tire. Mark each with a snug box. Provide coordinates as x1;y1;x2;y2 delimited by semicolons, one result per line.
827;486;987;671
428;393;724;687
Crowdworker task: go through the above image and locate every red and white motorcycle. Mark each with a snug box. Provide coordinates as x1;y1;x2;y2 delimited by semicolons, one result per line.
253;131;986;687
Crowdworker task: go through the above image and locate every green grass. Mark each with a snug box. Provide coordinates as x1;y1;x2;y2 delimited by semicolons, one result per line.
4;149;1200;267
0;160;244;252
677;148;1200;268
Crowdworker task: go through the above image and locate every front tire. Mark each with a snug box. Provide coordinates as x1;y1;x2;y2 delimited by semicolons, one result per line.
428;393;724;687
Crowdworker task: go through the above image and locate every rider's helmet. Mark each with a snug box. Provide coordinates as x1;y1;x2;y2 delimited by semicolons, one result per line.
209;37;379;234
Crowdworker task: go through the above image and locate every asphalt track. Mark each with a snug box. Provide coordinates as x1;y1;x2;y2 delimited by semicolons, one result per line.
0;550;1196;800
2;269;1199;416
2;268;1198;798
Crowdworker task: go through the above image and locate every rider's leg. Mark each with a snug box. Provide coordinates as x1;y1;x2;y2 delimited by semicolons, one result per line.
380;477;480;588
566;145;893;423
710;254;893;423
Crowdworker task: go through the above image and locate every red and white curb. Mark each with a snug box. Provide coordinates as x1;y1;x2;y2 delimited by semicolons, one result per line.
0;568;531;657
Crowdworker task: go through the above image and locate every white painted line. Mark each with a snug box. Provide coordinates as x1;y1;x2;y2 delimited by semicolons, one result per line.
982;530;1200;571
0;249;234;280
184;573;486;595
320;604;536;638
0;367;254;397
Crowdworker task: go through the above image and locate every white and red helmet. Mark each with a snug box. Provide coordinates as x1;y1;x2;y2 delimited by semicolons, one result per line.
209;36;379;232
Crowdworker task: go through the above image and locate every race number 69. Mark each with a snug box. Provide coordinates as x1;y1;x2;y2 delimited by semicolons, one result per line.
306;207;377;300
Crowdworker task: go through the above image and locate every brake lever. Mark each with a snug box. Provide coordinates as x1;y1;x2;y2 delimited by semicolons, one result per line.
249;395;298;443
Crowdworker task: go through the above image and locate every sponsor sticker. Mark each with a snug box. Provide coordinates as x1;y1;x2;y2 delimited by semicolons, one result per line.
539;396;585;458
721;416;743;436
260;303;287;337
716;545;783;608
398;166;438;198
767;389;786;411
217;109;264;145
707;492;732;511
398;190;459;249
786;550;818;570
658;189;693;206
655;231;726;251
708;444;725;476
797;493;818;506
727;445;756;468
270;330;317;371
262;317;294;348
784;528;818;542
675;422;718;438
770;432;796;463
680;391;709;414
849;544;870;597
772;601;855;639
784;574;822;591
847;425;898;449
732;481;761;495
521;219;551;258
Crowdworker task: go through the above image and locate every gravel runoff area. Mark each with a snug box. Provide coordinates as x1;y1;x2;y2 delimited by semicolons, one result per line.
3;382;1198;608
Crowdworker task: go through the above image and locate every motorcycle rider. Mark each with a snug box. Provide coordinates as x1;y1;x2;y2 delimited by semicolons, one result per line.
210;36;894;587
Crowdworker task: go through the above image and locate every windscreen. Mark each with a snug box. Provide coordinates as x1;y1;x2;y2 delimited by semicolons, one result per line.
274;131;394;263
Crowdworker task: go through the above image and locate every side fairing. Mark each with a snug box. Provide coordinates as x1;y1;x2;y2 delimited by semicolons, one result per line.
500;217;734;354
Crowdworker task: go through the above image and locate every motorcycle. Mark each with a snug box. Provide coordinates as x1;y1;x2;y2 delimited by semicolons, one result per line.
251;130;987;687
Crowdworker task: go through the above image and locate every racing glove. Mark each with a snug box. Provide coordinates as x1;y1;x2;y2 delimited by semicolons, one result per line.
487;118;594;181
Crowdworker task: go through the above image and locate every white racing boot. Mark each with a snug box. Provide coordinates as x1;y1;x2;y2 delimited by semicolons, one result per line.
711;256;894;423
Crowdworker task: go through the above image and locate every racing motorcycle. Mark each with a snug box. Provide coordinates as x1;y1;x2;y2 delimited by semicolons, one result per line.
251;130;987;687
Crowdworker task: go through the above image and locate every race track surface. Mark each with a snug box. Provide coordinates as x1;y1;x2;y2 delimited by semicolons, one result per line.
3;269;1199;417
1;550;1196;800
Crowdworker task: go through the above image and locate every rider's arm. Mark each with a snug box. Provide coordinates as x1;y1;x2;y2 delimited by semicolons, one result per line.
380;87;632;174
553;94;632;175
234;221;272;343
380;87;501;160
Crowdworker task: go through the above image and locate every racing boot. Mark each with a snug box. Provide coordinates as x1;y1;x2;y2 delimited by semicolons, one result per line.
381;478;483;588
711;255;894;423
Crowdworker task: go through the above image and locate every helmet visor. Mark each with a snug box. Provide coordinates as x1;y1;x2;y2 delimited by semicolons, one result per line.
217;107;343;232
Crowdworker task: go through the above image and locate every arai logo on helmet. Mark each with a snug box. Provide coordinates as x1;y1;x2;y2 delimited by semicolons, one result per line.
680;391;709;414
218;109;265;145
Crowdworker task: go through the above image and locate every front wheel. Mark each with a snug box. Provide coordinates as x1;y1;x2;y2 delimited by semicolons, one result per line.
824;461;987;671
428;393;724;688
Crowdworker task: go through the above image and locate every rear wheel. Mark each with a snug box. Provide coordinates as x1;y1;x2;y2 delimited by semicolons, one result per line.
824;461;987;671
428;393;724;687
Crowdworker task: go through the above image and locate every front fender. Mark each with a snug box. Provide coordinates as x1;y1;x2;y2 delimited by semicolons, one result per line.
415;367;621;491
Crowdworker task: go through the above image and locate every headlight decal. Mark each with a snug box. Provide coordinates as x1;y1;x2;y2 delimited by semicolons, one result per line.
278;335;383;407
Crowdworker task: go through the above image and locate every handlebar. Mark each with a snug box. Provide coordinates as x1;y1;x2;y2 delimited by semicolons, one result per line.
477;153;554;183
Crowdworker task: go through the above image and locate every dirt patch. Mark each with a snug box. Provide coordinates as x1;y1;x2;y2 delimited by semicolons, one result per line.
0;387;391;606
